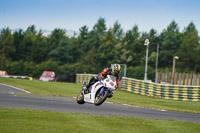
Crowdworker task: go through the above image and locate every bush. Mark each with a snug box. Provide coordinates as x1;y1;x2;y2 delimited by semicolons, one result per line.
126;65;155;81
35;60;58;78
57;63;97;75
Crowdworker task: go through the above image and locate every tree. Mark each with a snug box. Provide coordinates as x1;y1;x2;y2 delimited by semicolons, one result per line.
140;29;159;70
195;40;200;73
81;48;98;72
87;17;107;50
1;20;200;79
47;28;66;53
77;25;89;54
20;25;37;61
120;25;144;66
108;21;124;64
30;30;48;63
147;29;159;54
158;21;182;68
0;28;15;59
13;29;24;61
111;21;124;40
97;22;125;67
97;30;116;67
176;22;199;72
48;38;77;65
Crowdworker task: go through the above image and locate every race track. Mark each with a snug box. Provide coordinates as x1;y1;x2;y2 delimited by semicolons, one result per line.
0;84;200;122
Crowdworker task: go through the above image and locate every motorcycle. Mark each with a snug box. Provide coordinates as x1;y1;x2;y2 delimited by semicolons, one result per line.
76;75;117;106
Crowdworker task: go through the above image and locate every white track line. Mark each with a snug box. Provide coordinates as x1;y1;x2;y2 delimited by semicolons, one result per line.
0;83;31;94
106;101;167;112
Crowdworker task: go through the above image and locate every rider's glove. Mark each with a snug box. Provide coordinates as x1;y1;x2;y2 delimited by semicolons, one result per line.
97;75;103;80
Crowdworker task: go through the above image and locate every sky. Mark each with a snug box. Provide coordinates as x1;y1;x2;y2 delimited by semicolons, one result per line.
0;0;200;34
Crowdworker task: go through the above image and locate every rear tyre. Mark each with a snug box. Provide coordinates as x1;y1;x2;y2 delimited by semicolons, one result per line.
76;91;85;104
94;88;109;106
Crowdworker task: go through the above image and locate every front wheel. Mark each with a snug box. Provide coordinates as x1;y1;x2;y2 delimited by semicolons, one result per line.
76;91;85;104
94;88;109;106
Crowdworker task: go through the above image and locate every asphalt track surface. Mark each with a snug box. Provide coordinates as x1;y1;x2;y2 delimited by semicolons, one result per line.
0;84;200;122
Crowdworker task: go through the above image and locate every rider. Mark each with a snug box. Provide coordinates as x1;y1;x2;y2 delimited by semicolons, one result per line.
84;64;121;95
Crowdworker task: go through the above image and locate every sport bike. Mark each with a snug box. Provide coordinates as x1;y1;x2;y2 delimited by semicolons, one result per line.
76;75;117;106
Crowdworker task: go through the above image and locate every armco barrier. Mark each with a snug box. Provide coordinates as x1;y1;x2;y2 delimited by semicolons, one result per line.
0;75;32;80
76;74;200;102
76;74;97;84
121;77;200;102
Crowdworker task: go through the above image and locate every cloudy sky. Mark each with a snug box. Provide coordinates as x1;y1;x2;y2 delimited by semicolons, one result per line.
0;0;200;33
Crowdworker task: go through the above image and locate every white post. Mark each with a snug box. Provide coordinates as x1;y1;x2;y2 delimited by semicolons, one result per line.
155;44;159;83
124;64;127;77
171;56;179;84
144;39;150;81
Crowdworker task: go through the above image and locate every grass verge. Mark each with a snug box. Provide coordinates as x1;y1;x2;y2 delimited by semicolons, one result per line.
0;77;200;113
0;107;200;133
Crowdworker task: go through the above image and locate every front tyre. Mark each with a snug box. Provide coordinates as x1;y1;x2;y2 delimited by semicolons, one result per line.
94;88;109;106
76;91;85;104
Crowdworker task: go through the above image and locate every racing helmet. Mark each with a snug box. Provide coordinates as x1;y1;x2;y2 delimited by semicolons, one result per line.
112;64;121;74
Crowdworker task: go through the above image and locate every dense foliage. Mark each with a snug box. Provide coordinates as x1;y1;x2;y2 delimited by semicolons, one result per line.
0;18;199;80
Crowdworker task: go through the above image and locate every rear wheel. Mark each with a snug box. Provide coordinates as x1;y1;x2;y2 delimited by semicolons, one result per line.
94;88;109;106
76;91;85;104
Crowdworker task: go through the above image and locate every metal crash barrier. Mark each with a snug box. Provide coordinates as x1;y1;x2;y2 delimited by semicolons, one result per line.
0;75;32;80
76;74;97;84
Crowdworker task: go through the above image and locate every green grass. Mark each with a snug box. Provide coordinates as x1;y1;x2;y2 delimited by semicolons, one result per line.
0;107;200;133
0;77;79;97
1;77;200;113
110;90;200;113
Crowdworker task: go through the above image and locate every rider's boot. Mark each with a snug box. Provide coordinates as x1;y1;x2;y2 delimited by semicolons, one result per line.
84;76;98;93
85;82;94;93
82;82;87;90
107;92;113;98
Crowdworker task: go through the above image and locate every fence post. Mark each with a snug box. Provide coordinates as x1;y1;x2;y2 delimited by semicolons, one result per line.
183;73;185;85
198;74;200;85
167;73;170;83
190;73;193;85
186;73;189;85
175;72;178;85
172;72;175;84
169;72;172;84
199;75;200;85
178;73;180;85
181;73;183;85
193;73;197;85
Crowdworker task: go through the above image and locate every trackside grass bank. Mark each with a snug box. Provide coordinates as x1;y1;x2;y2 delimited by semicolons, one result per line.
1;78;200;113
0;107;200;133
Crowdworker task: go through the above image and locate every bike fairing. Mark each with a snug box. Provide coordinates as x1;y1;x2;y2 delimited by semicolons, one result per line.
95;81;109;96
95;81;104;88
100;68;120;88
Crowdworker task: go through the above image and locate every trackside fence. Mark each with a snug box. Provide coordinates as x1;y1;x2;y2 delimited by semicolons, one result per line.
157;72;200;86
76;74;97;84
76;74;200;102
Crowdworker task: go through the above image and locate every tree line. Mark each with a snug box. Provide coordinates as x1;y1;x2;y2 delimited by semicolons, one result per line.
0;18;200;80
